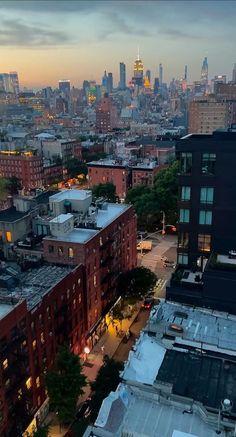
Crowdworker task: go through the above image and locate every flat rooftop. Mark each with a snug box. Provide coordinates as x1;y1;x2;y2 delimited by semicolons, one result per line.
45;227;97;244
148;301;236;354
50;213;73;224
156;349;236;413
92;383;217;437
0;303;15;320
87;159;158;169
0;264;73;310
49;189;92;202
121;332;166;385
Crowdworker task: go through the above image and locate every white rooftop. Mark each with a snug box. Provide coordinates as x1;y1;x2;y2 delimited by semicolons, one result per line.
121;332;166;385
50;213;73;224
0;303;15;320
91;384;217;437
149;301;236;354
45;227;97;244
217;254;236;265
50;189;92;202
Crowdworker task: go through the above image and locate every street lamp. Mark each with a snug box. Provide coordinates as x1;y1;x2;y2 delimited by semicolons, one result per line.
84;346;90;361
160;211;166;235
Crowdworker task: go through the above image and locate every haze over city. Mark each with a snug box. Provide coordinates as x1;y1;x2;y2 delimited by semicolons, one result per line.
1;0;236;88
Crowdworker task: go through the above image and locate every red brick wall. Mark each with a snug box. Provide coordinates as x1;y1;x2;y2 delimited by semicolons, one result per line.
88;165;129;199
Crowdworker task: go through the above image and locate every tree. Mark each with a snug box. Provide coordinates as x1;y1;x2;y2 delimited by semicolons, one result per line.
66;158;88;178
92;182;116;202
33;426;49;437
117;267;157;301
0;177;10;202
45;346;87;425
7;176;22;195
154;160;179;224
90;356;123;421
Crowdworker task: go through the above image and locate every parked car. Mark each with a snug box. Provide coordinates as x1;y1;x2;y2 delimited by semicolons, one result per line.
142;298;155;309
76;399;92;420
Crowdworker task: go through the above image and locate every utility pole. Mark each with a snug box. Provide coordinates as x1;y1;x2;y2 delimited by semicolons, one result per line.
161;211;166;235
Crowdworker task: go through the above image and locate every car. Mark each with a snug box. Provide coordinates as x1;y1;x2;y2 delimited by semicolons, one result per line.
142;298;155;309
76;400;92;420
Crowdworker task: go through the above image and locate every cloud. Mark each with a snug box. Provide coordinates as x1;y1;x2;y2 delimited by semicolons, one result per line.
97;11;154;40
0;0;104;13
160;28;204;41
0;18;70;46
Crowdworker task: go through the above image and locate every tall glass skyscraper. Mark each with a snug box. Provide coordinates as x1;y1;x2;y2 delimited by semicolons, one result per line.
201;57;208;85
119;62;126;90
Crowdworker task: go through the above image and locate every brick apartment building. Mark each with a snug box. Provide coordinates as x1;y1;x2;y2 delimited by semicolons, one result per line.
95;94;118;133
87;159;162;200
0;151;43;189
188;95;236;134
43;190;137;347
0;263;85;437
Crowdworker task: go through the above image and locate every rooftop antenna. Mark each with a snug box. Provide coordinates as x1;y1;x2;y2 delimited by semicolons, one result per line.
137;45;140;61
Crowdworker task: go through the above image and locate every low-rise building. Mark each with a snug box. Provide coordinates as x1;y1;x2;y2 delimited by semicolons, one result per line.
0;151;43;190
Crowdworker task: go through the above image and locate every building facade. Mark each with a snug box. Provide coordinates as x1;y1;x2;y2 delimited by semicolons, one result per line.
0;152;43;190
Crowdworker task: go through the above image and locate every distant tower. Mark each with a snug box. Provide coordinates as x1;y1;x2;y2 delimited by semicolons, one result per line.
102;71;108;92
9;72;20;94
159;63;163;87
58;79;70;100
119;62;126;90
232;63;236;83
107;72;113;94
133;48;144;86
184;65;188;81
201;57;208;86
146;70;151;84
154;78;159;95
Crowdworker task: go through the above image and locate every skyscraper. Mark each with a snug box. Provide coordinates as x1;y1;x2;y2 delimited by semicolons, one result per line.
9;72;20;94
119;62;126;90
154;78;159;95
133;50;144;87
201;57;208;86
232;63;236;83
58;79;70;100
146;69;151;84
159;63;163;87
184;65;188;81
102;71;108;91
0;72;20;94
107;72;113;94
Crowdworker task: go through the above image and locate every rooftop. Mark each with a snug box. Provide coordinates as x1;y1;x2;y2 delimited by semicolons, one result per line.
147;301;236;355
0;303;16;320
0;206;30;223
87;158;158;169
50;213;73;224
45;227;97;244
49;189;92;202
90;383;218;437
0;264;73;310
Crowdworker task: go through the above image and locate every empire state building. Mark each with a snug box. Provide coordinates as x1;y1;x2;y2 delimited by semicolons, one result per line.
132;50;144;86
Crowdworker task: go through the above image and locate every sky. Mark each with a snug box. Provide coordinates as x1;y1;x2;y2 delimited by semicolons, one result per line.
0;0;236;89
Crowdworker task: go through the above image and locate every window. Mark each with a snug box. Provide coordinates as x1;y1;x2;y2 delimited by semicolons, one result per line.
2;359;8;370
181;186;191;201
6;231;12;242
36;376;40;388
58;246;63;256
178;253;188;265
198;234;211;252
26;377;32;390
200;187;214;204
201;153;216;175
32;340;37;350
94;274;97;286
48;245;54;253
180;152;192;174
179;209;190;223
199;210;212;225
68;247;74;258
178;232;189;249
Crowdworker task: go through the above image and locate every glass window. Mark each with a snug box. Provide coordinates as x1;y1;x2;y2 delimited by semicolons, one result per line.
181;186;191;201
26;377;32;390
201;153;216;175
180;152;192;174
58;246;63;256
199;210;212;225
2;359;8;370
6;231;12;242
48;245;54;253
178;232;189;249
94;274;97;286
179;209;190;223
68;247;74;258
200;187;214;204
198;234;211;252
178;253;188;265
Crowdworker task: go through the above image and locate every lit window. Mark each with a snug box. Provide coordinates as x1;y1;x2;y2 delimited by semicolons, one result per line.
6;231;12;242
201;153;216;175
94;274;97;286
2;359;8;370
179;209;190;223
178;253;188;265
77;278;81;286
198;234;211;252
199;210;212;225
36;376;40;388
78;293;82;303
58;246;63;256
32;340;37;350
40;333;45;344
181;186;191;201
26;377;32;390
68;247;74;258
200;187;214;204
178;232;189;249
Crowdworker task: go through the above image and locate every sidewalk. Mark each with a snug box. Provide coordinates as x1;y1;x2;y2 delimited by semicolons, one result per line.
47;303;142;436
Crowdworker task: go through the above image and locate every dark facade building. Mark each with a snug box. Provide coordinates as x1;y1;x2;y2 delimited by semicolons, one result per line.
167;128;236;312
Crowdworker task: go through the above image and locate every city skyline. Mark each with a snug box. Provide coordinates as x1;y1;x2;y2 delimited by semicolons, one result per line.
0;0;236;88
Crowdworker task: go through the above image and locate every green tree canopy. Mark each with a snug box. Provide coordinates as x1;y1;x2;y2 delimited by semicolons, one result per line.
45;346;87;425
117;267;157;300
90;356;123;421
7;176;22;195
66;158;88;178
92;182;116;202
154;160;179;224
